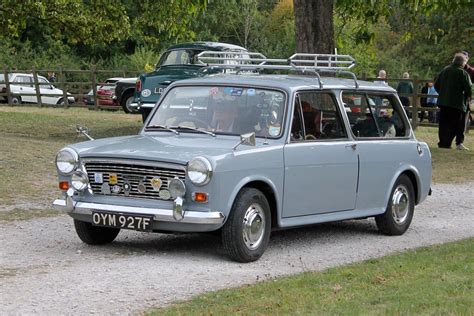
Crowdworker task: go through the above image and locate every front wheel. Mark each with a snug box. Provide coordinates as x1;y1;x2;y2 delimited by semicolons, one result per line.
375;174;415;235
74;219;120;245
221;188;271;262
11;95;21;104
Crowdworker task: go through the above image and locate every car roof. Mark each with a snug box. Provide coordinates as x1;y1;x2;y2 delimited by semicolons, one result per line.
173;74;397;93
166;41;247;52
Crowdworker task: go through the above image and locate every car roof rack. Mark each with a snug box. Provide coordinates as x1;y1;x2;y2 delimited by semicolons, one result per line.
196;51;359;89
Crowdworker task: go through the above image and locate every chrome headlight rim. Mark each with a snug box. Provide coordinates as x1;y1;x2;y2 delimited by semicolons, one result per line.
55;147;79;175
187;156;213;186
71;170;89;192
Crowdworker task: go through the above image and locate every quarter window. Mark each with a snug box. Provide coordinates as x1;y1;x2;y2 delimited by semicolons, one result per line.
342;93;407;138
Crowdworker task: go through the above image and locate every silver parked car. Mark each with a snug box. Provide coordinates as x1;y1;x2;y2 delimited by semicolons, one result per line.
53;53;432;262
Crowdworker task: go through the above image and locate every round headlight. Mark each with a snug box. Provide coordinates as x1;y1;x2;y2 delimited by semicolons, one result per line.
187;157;212;186
169;178;186;198
55;148;79;175
71;171;89;191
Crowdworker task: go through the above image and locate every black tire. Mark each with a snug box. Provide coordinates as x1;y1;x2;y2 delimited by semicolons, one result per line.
121;91;137;114
221;188;271;263
375;174;415;235
141;107;152;123
11;95;21;104
74;219;120;245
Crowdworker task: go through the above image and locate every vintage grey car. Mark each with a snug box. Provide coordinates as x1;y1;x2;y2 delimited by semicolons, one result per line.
53;54;432;262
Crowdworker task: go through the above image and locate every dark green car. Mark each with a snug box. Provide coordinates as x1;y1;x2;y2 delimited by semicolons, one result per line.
133;41;248;122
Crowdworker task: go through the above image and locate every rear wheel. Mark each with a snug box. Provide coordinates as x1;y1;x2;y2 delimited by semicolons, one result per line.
11;95;21;104
221;188;271;262
74;219;120;245
121;91;137;114
375;174;415;235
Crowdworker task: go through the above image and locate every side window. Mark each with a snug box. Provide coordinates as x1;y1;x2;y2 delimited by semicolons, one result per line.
343;93;407;138
291;92;347;141
13;76;33;87
38;77;51;89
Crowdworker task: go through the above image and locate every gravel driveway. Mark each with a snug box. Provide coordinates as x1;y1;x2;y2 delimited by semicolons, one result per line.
1;182;473;315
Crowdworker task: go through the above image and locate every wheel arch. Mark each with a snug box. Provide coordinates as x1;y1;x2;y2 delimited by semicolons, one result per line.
229;179;280;229
389;167;420;205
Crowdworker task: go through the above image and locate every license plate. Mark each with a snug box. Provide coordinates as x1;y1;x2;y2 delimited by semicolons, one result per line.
92;211;153;231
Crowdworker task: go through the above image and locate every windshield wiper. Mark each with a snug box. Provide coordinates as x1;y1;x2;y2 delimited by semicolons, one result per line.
146;124;179;135
171;125;216;137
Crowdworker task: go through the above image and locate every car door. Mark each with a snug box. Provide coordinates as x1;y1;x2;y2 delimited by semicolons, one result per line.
282;91;359;217
38;77;58;105
13;75;35;103
342;91;411;211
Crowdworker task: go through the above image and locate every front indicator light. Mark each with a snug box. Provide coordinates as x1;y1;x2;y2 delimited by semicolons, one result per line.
193;192;208;203
59;181;69;190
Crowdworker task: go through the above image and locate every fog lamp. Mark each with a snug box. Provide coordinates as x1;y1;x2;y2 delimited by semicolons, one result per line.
169;178;186;198
71;170;89;192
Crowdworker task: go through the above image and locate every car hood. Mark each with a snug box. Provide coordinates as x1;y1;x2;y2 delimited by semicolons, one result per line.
69;134;246;165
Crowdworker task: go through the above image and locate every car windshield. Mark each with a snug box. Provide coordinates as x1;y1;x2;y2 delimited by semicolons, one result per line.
146;86;286;138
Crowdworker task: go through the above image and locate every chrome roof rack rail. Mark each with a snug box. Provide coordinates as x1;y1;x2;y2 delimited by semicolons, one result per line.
196;51;358;88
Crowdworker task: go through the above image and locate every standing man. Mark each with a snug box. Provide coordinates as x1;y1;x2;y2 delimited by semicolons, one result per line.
455;51;474;149
435;53;472;149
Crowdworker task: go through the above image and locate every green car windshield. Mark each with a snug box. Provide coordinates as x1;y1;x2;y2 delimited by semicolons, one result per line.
146;86;286;138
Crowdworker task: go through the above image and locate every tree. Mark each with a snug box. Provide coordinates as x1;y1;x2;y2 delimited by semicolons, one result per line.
293;0;334;54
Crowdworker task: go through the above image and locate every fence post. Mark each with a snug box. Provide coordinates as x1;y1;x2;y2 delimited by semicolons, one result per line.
32;66;43;107
91;65;99;110
3;65;12;105
411;76;419;130
58;66;69;108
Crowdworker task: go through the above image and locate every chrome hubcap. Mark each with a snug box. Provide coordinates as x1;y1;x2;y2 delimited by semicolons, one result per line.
125;96;134;111
242;203;266;250
391;185;410;224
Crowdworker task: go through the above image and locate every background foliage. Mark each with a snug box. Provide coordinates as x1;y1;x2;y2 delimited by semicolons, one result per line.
0;0;472;79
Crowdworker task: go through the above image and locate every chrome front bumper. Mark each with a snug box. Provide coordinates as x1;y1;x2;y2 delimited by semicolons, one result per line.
129;102;154;109
52;197;225;225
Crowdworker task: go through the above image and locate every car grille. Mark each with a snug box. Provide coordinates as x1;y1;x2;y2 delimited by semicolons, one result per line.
84;160;186;201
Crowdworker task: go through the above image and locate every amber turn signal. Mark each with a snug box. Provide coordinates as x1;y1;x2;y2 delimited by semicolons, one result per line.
59;181;69;190
193;192;208;203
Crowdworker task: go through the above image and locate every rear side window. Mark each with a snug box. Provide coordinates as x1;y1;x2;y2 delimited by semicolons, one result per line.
13;76;33;87
342;93;408;138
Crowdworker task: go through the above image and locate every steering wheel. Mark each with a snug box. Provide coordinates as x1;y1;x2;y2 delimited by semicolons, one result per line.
175;116;209;129
305;134;317;140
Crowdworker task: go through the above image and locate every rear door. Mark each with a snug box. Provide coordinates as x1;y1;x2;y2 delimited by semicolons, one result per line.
13;75;35;102
283;91;359;217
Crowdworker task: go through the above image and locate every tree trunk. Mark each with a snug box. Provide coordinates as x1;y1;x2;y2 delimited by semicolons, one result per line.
293;0;334;54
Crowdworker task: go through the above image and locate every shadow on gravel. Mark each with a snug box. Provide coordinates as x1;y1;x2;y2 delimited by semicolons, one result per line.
71;219;380;261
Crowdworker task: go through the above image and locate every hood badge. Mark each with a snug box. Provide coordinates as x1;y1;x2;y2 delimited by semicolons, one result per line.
150;177;162;191
101;183;111;194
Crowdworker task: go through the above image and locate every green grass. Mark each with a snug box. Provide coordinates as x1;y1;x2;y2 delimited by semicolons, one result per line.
414;126;474;183
150;238;474;315
0;106;142;217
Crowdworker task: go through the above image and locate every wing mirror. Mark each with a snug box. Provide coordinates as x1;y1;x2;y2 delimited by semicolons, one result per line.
233;132;256;150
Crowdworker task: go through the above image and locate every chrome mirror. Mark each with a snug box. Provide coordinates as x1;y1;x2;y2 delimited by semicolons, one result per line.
233;132;256;150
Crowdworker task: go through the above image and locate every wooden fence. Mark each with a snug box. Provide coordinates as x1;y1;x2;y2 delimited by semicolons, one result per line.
0;66;139;109
0;67;471;130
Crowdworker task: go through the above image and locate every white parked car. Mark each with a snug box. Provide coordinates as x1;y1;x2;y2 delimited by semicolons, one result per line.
0;73;75;105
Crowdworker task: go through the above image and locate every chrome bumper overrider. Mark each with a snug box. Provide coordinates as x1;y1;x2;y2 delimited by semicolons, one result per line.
52;198;225;225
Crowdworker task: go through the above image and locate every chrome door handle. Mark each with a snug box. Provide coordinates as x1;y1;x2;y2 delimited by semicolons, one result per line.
345;144;357;150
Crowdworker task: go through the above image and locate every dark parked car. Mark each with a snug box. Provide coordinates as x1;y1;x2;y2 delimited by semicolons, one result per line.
133;41;248;122
114;77;138;113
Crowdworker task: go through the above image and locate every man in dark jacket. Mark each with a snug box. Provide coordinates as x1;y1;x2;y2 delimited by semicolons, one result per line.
455;51;474;149
434;53;472;149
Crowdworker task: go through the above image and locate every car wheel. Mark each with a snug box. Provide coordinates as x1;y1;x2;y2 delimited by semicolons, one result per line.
57;98;66;105
221;188;271;262
121;91;137;114
11;95;21;104
375;174;415;236
74;219;120;245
